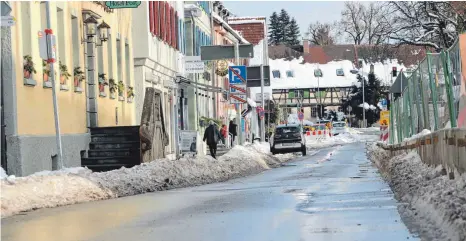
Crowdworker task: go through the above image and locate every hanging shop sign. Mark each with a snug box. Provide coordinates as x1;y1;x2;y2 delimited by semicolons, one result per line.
105;1;141;9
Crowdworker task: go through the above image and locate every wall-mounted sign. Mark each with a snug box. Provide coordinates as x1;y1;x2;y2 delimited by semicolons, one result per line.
105;1;141;9
185;56;204;74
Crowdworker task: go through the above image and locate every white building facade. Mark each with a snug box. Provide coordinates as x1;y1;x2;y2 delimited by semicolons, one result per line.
132;1;187;154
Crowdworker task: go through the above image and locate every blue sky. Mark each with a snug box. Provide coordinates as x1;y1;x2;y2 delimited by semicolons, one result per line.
223;1;346;39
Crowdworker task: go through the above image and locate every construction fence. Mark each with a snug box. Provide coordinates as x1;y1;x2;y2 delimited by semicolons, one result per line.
389;33;466;144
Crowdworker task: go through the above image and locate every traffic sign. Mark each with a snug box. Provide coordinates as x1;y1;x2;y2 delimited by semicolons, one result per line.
1;16;15;27
230;84;246;93
185;56;204;73
228;65;247;84
255;93;270;101
105;1;141;9
230;94;247;104
298;112;304;121
38;30;56;61
380;110;390;126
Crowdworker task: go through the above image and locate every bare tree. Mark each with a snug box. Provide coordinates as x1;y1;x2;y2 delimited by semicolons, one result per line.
339;2;393;45
339;2;366;45
363;2;393;45
306;21;336;45
387;1;465;51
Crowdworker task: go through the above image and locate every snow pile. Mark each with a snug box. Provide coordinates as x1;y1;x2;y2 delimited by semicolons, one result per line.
306;131;372;149
1;167;7;179
367;144;466;241
1;144;293;218
359;102;377;110
403;129;432;142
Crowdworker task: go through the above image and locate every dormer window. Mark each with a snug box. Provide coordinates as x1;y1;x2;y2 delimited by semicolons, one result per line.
272;70;281;78
336;68;344;76
286;70;294;77
314;69;323;77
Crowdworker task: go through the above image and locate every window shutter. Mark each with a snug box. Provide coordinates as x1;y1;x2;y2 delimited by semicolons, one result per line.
167;6;171;45
154;1;159;37
165;2;169;42
175;13;179;50
149;1;154;35
160;2;164;40
172;9;176;48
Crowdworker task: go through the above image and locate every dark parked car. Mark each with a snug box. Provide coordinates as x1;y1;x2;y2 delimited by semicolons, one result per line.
270;124;307;155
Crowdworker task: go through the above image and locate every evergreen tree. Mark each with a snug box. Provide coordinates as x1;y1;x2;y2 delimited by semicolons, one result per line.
268;12;280;45
342;73;383;126
277;9;290;44
287;17;300;45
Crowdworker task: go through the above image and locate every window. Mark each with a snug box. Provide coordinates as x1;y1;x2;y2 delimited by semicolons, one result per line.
275;126;300;135
311;106;317;117
272;70;281;78
97;36;104;76
314;69;323;77
116;38;122;80
107;33;113;78
336;68;344;76
294;90;304;98
57;8;66;64
125;43;130;86
71;15;80;68
286;70;294;77
21;2;32;55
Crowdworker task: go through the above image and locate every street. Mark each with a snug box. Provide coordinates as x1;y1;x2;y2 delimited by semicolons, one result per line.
1;142;418;241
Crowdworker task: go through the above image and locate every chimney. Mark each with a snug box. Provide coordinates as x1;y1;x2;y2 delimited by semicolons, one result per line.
303;39;309;53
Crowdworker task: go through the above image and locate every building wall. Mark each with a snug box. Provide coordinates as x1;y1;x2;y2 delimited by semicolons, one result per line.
184;1;213;130
7;2;135;176
10;1;135;134
132;1;185;153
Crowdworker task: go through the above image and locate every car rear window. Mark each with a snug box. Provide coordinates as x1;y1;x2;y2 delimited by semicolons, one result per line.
275;127;300;134
333;122;345;127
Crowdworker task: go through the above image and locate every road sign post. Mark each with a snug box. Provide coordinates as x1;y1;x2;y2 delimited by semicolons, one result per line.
41;2;63;169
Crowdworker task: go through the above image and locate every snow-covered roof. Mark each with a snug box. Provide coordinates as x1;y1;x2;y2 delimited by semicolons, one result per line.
227;16;266;24
266;57;407;89
248;57;407;101
212;12;249;44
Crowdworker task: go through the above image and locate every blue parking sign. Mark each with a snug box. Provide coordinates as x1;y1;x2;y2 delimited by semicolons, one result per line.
228;65;247;84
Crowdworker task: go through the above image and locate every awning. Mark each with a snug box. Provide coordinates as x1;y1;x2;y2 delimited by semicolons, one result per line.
176;75;227;94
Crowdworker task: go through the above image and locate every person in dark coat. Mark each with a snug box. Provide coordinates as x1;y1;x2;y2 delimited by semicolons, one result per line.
203;121;221;159
229;119;238;146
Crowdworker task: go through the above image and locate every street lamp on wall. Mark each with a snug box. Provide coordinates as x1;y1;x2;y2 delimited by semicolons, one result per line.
97;21;110;42
83;16;98;37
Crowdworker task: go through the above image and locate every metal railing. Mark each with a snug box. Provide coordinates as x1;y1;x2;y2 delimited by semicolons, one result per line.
390;36;465;144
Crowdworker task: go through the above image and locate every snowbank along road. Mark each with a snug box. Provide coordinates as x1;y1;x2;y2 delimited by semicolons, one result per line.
1;141;419;241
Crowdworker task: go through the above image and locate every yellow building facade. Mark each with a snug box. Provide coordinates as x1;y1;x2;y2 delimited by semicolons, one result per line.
4;1;136;176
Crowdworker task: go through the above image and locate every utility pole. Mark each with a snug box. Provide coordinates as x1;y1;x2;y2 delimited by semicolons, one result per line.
260;64;265;141
45;2;64;169
362;69;366;128
234;41;242;145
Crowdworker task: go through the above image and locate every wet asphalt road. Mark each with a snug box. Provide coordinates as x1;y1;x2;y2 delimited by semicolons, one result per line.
1;142;418;241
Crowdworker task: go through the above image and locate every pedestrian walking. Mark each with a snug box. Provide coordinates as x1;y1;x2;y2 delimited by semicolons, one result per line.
203;120;222;159
220;124;228;145
229;119;238;146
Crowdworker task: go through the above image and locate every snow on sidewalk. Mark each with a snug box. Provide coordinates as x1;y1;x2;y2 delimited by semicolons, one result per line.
306;129;377;149
1;143;294;218
366;143;466;241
